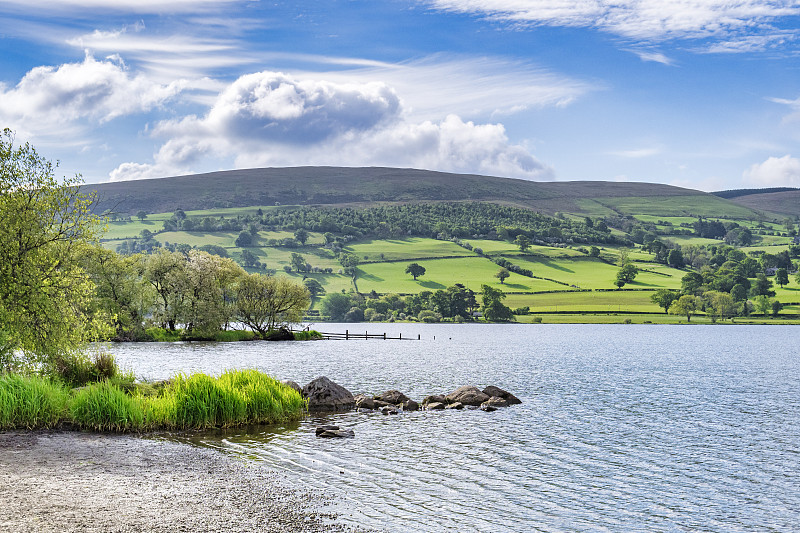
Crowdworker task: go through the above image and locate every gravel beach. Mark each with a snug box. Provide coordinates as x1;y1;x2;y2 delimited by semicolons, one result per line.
0;430;355;533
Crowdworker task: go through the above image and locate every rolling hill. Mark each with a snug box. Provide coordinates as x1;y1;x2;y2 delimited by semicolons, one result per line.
717;188;800;218
83;166;771;220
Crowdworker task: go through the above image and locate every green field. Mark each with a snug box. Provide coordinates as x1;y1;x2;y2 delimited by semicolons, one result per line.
346;237;472;261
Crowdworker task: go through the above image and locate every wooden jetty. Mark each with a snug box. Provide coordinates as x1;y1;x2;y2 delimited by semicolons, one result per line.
300;329;419;340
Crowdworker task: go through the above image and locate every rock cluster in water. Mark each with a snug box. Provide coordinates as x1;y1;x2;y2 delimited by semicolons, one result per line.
293;376;522;438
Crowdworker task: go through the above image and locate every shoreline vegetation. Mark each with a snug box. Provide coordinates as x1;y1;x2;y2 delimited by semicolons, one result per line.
0;369;306;433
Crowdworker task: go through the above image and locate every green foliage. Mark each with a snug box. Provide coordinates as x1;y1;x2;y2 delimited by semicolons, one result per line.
495;267;510;284
144;327;183;342
405;262;426;280
197;244;229;257
480;284;514;322
293;329;323;340
49;350;119;388
669;295;701;322
70;380;144;432
0;129;104;366
0;374;68;429
321;292;353;321
650;289;679;314
615;263;638;288
235;273;310;337
775;268;789;287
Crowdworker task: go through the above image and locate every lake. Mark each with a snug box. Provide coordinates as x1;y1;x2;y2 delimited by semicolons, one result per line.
113;324;800;532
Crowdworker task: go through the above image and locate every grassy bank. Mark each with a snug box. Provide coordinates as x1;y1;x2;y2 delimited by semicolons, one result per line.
0;370;305;432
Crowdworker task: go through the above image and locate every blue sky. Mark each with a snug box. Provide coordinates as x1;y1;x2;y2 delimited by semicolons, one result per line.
1;1;800;190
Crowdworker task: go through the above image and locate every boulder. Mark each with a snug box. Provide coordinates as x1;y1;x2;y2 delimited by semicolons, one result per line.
281;380;302;395
483;396;508;408
402;399;420;412
425;402;446;410
380;406;399;415
373;400;395;409
302;376;355;412
480;402;498;412
482;386;522;405
354;394;375;410
422;394;447;406
315;425;355;438
373;390;410;405
445;386;490;407
445;402;464;410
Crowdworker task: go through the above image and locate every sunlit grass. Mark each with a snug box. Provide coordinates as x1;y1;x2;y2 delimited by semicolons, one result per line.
0;374;69;429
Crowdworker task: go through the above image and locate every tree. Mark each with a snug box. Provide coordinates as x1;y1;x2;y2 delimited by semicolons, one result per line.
772;300;784;317
405;262;426;281
588;246;600;257
667;249;684;268
751;274;775;297
290;252;307;273
681;272;705;295
235;231;254;247
514;234;531;253
321;293;352;321
615;263;638;288
650;289;679;314
753;295;772;317
303;278;325;299
180;250;245;335
480;284;514;322
240;249;258;267
776;268;789;288
706;291;736;321
143;249;188;331
136;210;148;221
293;228;309;245
669;295;700;322
236;274;310;337
0;129;105;368
495;267;510;284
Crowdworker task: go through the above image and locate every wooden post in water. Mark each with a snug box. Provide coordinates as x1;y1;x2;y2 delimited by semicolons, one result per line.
383;332;386;340
399;333;402;339
418;334;420;340
346;329;349;340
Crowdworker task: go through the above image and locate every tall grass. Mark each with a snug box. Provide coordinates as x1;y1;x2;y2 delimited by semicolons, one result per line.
0;369;305;432
70;380;144;431
0;374;68;429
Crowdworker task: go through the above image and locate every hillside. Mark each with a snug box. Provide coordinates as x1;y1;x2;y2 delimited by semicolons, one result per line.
83;167;765;220
720;189;800;218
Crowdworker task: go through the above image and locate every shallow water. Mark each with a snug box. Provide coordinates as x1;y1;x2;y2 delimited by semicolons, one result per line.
113;324;800;532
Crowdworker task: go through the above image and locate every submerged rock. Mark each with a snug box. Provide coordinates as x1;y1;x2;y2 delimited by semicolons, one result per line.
483;396;508;408
444;402;464;410
422;394;447;406
302;376;355;412
402;399;420;412
445;386;490;407
482;386;522;405
265;327;294;341
380;406;399;415
425;402;446;411
480;402;498;412
315;425;355;438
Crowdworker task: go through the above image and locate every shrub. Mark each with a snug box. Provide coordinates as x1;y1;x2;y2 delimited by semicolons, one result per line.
532;317;543;323
418;310;440;323
0;374;68;429
293;330;323;340
50;350;119;388
70;381;144;432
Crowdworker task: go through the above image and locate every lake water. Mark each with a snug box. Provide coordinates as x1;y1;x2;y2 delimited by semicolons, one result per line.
112;324;800;532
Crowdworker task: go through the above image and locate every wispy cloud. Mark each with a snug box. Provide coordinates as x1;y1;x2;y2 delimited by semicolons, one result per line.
608;146;663;159
625;49;675;65
426;0;800;49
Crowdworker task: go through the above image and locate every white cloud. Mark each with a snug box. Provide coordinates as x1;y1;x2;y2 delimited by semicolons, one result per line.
0;53;184;137
609;147;663;158
109;71;552;182
626;49;675;65
427;1;800;45
743;155;800;185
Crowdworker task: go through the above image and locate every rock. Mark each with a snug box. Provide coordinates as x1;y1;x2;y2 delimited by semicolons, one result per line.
480;402;498;412
445;386;490;407
380;406;399;415
484;396;508;408
354;394;375;410
281;380;302;395
315;425;355;438
445;402;464;410
357;408;373;413
373;390;410;405
422;394;447;406
425;402;446;410
482;386;522;405
302;376;355;412
373;400;395;409
402;399;419;411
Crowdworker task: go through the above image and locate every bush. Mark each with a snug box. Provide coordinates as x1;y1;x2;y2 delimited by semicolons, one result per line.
0;374;68;429
70;381;144;432
50;350;119;388
532;317;543;323
293;330;323;340
344;307;364;322
418;310;440;323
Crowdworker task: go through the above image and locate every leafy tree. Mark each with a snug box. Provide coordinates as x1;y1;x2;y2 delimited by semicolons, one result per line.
650;289;679;314
136;210;148;221
290;252;307;272
240;249;258;267
495;267;510;284
772;300;784;317
753;295;772;316
236;274;310;337
681;272;705;295
480;284;514;322
615;263;638;288
750;274;775;297
344;306;365;322
144;249;188;331
515;234;531;253
294;228;309;245
303;278;325;298
796;269;800;285
180;250;245;335
730;284;748;302
669;295;700;322
0;129;105;368
405;262;426;280
775;268;789;288
588;246;600;257
235;231;254;247
198;244;229;257
321;293;352;321
667;249;684;268
706;291;736;321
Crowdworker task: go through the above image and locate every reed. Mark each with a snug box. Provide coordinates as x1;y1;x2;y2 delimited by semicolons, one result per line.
0;374;68;429
69;380;145;431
